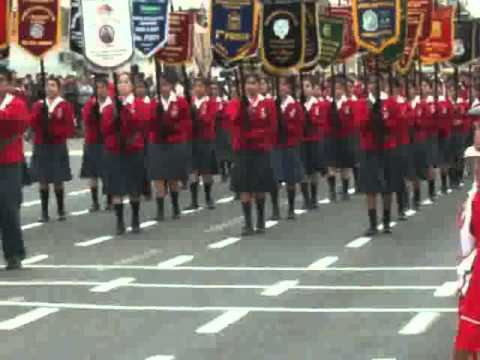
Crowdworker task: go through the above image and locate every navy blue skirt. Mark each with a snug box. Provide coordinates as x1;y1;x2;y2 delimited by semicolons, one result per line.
80;143;105;179
215;127;232;162
103;151;145;196
450;131;465;162
334;135;356;168
231;150;275;193
301;141;321;176
437;136;451;166
30;143;72;184
428;136;439;167
191;140;218;174
271;146;305;184
147;142;191;181
358;149;403;194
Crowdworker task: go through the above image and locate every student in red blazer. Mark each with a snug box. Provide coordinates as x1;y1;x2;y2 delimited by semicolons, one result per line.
30;76;75;223
0;66;29;270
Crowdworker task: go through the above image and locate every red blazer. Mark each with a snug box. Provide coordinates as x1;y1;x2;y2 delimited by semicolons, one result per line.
101;95;147;154
148;95;191;144
317;98;333;138
30;97;75;144
81;96;112;144
394;97;410;146
274;97;304;148
192;97;216;141
437;97;454;139
303;97;323;142
229;95;277;152
452;99;470;134
413;97;435;142
212;97;229;131
0;94;29;164
335;97;356;138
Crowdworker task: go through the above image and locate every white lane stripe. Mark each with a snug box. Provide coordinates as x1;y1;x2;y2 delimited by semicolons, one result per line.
0;301;458;313
196;310;249;334
70;209;89;216
294;209;307;215
68;189;90;196
345;237;372;249
208;237;241;249
318;198;331;204
145;356;175;360
126;221;159;232
265;220;278;229
21;222;43;231
405;209;416;217
372;358;396;360
296;285;438;290
182;207;204;215
22;200;41;208
89;277;135;293
433;281;459;297
75;236;113;247
421;199;434;206
0;307;59;330
21;255;48;265
157;255;194;268
261;280;299;297
307;256;339;270
216;196;235;204
398;312;440;335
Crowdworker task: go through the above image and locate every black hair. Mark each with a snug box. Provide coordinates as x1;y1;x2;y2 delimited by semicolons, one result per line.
47;75;61;89
0;65;12;82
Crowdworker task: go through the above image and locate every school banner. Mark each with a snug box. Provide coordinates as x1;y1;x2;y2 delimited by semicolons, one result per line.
0;0;9;60
450;19;475;65
317;15;344;69
326;6;357;61
210;0;259;62
18;0;61;58
260;0;305;74
419;6;455;65
132;0;170;57
156;12;194;65
352;0;402;54
395;14;424;74
81;0;134;69
379;0;407;64
69;0;83;55
407;0;433;42
302;0;319;70
473;21;480;60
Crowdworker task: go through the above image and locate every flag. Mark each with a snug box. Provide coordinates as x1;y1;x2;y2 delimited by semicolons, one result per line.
326;6;358;61
450;19;475;65
302;0;319;71
156;12;194;65
69;0;83;55
317;15;344;69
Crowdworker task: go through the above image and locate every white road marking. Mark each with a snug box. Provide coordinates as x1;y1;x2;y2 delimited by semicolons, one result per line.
294;209;307;215
157;255;194;268
433;281;459;297
372;358;396;360
261;280;299;297
182;207;204;215
265;220;278;228
0;300;458;314
68;189;90;197
114;249;164;266
398;312;441;335
421;199;434;206
70;209;89;216
348;188;355;195
75;236;114;247
196;310;249;334
22;255;48;265
216;196;235;204
145;356;175;360
307;256;339;270
0;307;59;330
405;209;416;217
318;198;331;204
208;237;241;249
345;237;372;249
89;277;135;293
204;217;243;233
22;200;40;208
21;222;43;231
126;221;159;232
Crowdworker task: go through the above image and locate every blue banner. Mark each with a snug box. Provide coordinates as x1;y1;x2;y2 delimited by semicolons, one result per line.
132;0;170;57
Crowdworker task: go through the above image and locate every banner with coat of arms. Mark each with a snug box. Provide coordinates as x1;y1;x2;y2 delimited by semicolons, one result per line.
210;0;259;63
352;0;402;54
317;15;344;69
407;0;433;42
69;0;83;55
378;0;407;64
156;12;194;65
18;0;61;58
0;0;9;60
419;5;455;65
326;6;358;61
395;14;424;74
301;0;319;71
450;19;475;65
260;0;305;74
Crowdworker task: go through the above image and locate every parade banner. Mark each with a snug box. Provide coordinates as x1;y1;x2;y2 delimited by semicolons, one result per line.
379;0;407;64
326;6;358;61
395;14;424;74
450;19;475;65
194;22;213;77
0;0;9;60
260;0;305;74
210;0;259;62
317;15;344;69
69;0;83;55
419;6;455;65
81;0;134;69
302;0;319;70
407;0;433;42
352;0;402;54
132;0;170;57
474;21;480;60
156;12;194;65
18;0;60;58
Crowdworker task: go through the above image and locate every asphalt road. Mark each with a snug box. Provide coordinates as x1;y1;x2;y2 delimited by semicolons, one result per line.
0;140;463;360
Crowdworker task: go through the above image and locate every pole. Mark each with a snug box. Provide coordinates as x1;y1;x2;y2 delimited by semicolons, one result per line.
112;72;125;154
40;59;50;143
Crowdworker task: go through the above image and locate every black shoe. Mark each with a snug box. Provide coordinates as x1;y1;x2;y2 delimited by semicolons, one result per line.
5;257;22;271
104;203;113;211
131;225;141;234
270;213;280;221
287;211;296;220
241;226;255;237
206;199;216;210
89;204;100;213
38;215;50;223
398;213;407;221
329;192;337;202
383;224;392;234
58;211;66;222
413;201;420;211
184;203;199;211
155;213;165;222
364;227;379;237
116;223;126;236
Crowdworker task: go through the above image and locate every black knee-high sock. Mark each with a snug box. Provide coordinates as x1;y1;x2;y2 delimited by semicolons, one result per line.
328;176;336;198
310;183;318;205
270;188;280;215
242;202;252;229
428;179;435;199
131;201;140;228
171;191;180;217
204;182;213;203
441;173;448;192
342;178;349;195
54;188;65;215
300;182;310;206
353;167;359;191
189;182;199;207
396;191;405;215
91;187;99;207
156;197;164;220
40;188;49;218
383;208;391;227
256;198;265;230
414;188;421;207
287;188;296;214
368;209;377;230
114;203;124;226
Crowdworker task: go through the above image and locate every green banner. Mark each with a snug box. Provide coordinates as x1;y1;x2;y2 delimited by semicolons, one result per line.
318;15;344;69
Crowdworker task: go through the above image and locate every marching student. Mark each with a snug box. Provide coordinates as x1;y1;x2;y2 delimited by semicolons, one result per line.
30;76;75;222
147;73;191;221
437;81;455;194
229;74;277;236
0;66;29;270
270;76;305;220
102;72;148;235
451;90;471;189
186;78;217;210
80;77;112;212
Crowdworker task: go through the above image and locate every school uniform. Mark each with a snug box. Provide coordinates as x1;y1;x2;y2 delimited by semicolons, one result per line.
271;96;305;185
30;97;75;184
318;97;335;169
333;96;357;169
411;96;433;179
213;96;232;163
437;96;454;167
394;96;414;180
0;93;29;268
301;96;323;175
191;96;218;174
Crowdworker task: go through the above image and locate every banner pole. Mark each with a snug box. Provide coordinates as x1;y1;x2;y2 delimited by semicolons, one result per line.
112;71;125;154
39;59;50;143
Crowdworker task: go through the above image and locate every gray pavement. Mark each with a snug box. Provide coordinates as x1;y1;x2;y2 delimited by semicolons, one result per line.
0;140;463;360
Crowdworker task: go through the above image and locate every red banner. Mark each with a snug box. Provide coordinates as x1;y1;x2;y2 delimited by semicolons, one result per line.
419;6;455;65
0;0;9;60
156;12;194;65
408;0;433;42
395;15;424;74
326;6;358;61
17;0;60;58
